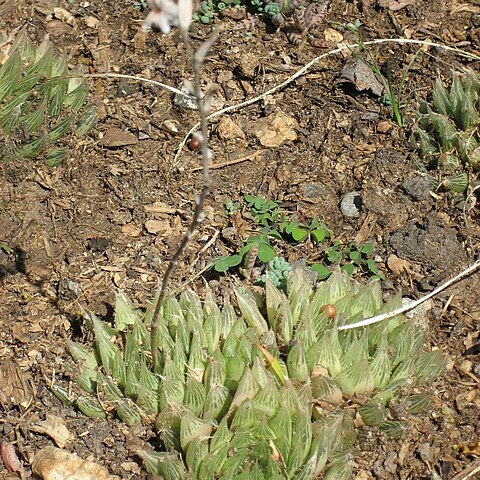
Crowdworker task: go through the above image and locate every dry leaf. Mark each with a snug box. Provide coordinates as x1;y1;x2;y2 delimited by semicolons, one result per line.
459;442;480;456
387;254;414;276
144;219;172;236
0;359;35;410
0;442;21;473
336;58;385;97
121;224;142;237
144;202;178;215
31;414;73;448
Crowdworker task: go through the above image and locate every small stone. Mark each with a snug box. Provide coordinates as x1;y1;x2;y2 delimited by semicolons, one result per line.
324;28;343;44
377;120;393;133
173;81;197;110
121;224;142;237
32;446;120;480
253;110;297;148
340;191;362;218
84;15;100;28
217;70;233;83
216;117;246;143
238;52;260;79
53;7;76;26
144;220;171;235
163;120;179;134
100;128;138;147
402;176;431;201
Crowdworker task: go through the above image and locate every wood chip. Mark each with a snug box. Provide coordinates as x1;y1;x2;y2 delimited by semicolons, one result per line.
100;128;138;148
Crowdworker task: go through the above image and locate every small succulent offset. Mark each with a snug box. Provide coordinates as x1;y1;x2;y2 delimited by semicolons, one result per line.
59;271;446;478
0;32;96;165
264;0;329;43
413;71;480;193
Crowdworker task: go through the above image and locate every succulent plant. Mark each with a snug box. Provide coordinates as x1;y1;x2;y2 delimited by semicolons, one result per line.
59;271;446;478
412;70;480;193
0;31;96;165
258;256;292;289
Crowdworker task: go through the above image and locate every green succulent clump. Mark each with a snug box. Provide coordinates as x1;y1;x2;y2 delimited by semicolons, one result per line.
0;31;96;165
193;0;242;24
60;271;446;479
413;71;480;193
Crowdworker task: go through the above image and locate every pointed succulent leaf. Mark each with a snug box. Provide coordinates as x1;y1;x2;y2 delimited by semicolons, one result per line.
137;450;181;477
379;420;409;438
185;438;209;477
316;329;342;377
310;375;343;404
334;359;374;397
265;277;282;331
116;399;142;426
415;350;446;385
180;410;212;450
203;384;232;421
96;371;123;401
115;291;141;331
236;290;269;335
358;400;387;426
405;393;432;414
76;396;107;419
370;335;391;389
286;341;309;382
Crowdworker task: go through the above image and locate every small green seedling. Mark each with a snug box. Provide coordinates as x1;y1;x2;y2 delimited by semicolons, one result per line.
311;241;383;280
224;200;241;215
279;217;330;243
244;194;282;225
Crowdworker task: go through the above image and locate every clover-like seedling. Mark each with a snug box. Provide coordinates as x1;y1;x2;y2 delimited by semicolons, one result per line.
280;218;330;243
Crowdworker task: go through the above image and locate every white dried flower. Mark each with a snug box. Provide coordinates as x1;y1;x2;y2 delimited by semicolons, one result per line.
143;0;192;34
143;0;180;34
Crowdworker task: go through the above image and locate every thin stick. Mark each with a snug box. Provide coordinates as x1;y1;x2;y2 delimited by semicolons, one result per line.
149;28;219;371
63;72;192;98
338;260;480;331
190;150;262;172
173;38;480;167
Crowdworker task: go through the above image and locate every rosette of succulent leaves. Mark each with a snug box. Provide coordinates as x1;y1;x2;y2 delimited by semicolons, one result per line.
195;0;329;42
58;270;446;479
0;31;96;165
413;70;480;194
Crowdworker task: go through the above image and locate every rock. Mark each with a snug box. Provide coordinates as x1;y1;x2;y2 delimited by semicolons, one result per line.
121;224;142;237
53;7;76;26
340;191;362;218
238;52;260;79
32;446;120;480
402;176;431;201
216;117;246;144
100;128;138;147
144;220;171;235
84;16;100;28
253;110;297;148
389;218;467;269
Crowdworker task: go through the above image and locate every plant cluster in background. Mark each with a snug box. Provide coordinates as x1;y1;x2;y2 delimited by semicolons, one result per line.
59;271;446;478
412;71;480;193
213;194;383;284
0;31;96;166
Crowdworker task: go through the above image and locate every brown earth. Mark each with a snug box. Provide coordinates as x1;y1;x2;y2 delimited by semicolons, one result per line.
0;0;479;478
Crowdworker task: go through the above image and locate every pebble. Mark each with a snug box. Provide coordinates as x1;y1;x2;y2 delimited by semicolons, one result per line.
32;446;120;480
340;191;362;218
